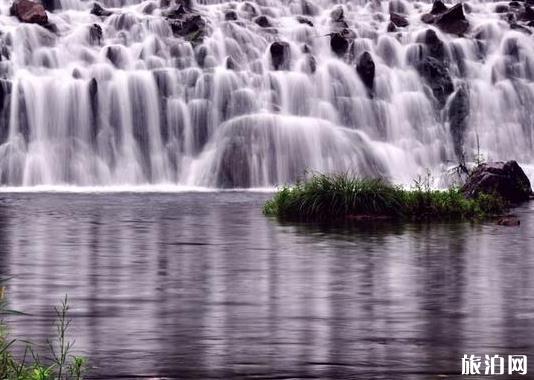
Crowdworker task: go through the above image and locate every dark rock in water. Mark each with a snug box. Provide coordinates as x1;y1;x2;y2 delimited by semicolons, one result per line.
0;79;11;145
218;140;251;188
518;6;534;21
224;10;237;21
435;3;469;35
41;0;55;12
225;56;239;70
495;4;509;13
388;0;408;15
424;29;445;60
169;14;207;43
330;5;344;22
270;41;290;70
390;12;409;27
164;5;187;20
421;13;435;24
510;23;533;34
195;45;208;67
104;45;127;68
431;0;448;15
10;0;48;25
301;0;319;16
296;16;313;27
89;23;102;45
497;216;520;226
142;2;157;15
387;22;397;32
462;161;533;203
356;51;375;93
417;56;454;107
330;33;349;56
254;15;272;28
509;1;521;9
305;54;316;74
448;85;469;164
91;2;112;17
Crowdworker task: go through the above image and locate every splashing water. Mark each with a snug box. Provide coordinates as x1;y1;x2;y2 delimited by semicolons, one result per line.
0;0;533;188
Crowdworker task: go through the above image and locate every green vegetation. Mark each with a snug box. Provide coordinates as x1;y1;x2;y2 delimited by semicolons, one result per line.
263;173;506;222
1;281;87;380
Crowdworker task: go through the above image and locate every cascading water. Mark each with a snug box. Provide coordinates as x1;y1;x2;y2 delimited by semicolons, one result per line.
0;0;533;187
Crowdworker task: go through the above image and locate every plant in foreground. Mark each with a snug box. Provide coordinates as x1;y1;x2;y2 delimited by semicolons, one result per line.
1;284;87;380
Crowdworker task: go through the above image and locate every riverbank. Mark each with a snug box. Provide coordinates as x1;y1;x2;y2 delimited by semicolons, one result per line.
263;174;507;222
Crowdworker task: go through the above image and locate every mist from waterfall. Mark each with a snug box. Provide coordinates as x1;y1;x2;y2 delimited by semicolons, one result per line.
0;0;533;188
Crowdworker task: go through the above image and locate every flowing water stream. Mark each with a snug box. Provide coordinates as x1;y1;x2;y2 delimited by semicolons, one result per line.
1;0;533;187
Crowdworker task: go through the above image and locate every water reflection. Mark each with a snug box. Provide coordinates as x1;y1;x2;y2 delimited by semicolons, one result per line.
0;193;532;379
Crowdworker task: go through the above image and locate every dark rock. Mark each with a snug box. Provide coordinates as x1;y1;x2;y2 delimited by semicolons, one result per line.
497;216;520;226
225;56;239;70
387;22;397;32
356;51;375;93
509;1;521;8
224;10;237;21
330;5;344;22
390;12;409;27
448;85;469;164
462;161;533;203
301;0;319;16
330;33;349;56
142;2;157;14
254;15;272;28
431;0;448;15
424;29;445;60
89;23;102;45
164;4;186;19
435;3;469;35
10;0;48;25
90;2;112;17
518;6;534;21
416;56;454;107
421;13;435;24
169;14;207;43
304;54;316;74
41;0;55;12
510;23;533;34
270;41;290;70
388;0;408;15
0;79;11;145
296;16;313;27
495;4;509;13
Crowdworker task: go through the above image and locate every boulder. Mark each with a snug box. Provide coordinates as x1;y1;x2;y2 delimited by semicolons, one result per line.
497;216;520;226
10;0;47;25
356;51;375;93
435;3;469;35
387;22;397;32
330;32;349;56
424;29;445;61
91;2;112;17
169;14;207;43
254;15;272;28
462;161;533;203
448;85;469;164
390;12;409;27
296;16;313;27
88;23;102;45
224;10;237;21
431;0;448;15
270;41;290;70
416;56;454;107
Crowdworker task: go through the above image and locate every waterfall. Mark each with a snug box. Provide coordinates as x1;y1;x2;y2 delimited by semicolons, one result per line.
0;0;533;187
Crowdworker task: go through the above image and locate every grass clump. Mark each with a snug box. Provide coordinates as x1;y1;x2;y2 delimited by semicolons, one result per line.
1;281;87;380
263;173;506;222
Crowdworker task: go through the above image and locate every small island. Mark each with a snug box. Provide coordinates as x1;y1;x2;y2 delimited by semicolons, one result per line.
264;161;532;223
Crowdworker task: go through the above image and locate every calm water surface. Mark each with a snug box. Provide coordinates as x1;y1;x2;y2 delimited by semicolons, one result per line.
0;192;533;379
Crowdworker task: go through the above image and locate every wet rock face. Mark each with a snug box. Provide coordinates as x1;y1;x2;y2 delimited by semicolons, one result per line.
10;0;48;25
435;4;470;35
431;0;448;15
416;56;454;107
330;33;349;56
270;41;290;70
390;12;409;27
422;3;469;35
462;161;533;203
356;51;375;93
448;86;469;164
169;14;207;44
90;3;112;17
